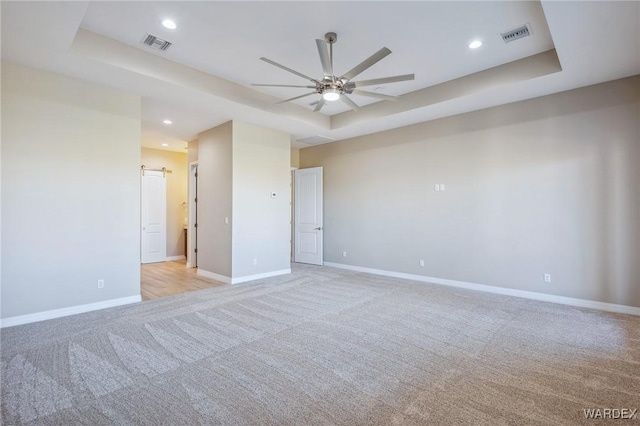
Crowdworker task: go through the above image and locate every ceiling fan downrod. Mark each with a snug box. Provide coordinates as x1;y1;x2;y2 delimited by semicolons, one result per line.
325;32;337;83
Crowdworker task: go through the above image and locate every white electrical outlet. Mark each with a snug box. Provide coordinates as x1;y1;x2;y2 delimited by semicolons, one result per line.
440;184;445;191
224;217;229;224
253;258;258;266
97;279;105;289
544;274;551;283
342;251;347;257
419;260;425;267
434;184;440;192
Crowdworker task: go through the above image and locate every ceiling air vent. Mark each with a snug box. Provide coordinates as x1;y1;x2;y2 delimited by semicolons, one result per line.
141;34;172;51
501;25;531;43
297;135;334;146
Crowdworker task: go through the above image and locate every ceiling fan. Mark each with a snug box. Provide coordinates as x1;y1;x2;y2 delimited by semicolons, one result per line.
253;32;415;112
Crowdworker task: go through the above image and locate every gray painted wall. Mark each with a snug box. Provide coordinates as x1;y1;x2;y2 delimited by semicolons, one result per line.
193;121;291;280
188;139;198;165
300;76;640;308
232;121;291;278
1;62;142;318
196;122;233;277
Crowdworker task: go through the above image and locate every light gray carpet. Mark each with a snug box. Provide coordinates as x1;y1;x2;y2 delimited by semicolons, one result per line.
1;264;639;425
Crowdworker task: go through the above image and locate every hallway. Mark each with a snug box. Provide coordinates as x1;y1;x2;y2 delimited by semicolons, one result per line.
140;260;227;301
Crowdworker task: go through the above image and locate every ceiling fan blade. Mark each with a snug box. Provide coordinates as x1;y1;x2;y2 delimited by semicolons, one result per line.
315;39;333;77
351;89;398;101
313;98;326;112
341;47;392;81
340;95;361;111
275;92;318;104
252;84;317;88
260;57;319;83
350;74;415;88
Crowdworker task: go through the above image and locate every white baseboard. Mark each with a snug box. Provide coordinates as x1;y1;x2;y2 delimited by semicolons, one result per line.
231;269;291;284
324;262;640;316
197;268;291;285
197;269;231;284
166;255;186;261
0;295;142;328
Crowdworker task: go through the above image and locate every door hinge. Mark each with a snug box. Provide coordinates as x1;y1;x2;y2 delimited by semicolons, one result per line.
194;248;198;253
194;223;198;228
195;172;198;178
195;197;198;203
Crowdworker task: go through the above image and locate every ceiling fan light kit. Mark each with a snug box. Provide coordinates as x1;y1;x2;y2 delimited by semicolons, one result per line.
253;32;415;112
323;88;340;102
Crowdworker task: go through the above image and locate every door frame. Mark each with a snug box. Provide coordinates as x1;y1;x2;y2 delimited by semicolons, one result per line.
187;161;198;268
290;167;298;262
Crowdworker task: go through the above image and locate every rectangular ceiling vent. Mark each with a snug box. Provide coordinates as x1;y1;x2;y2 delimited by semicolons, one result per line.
501;25;531;43
297;135;334;146
141;34;172;51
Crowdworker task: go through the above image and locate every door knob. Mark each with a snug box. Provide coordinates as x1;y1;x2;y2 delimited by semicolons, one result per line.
314;227;323;230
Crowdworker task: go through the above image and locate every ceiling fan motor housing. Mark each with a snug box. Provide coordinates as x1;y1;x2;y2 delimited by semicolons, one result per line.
317;77;348;95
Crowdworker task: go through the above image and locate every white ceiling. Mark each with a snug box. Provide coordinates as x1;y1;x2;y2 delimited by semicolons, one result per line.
2;1;639;151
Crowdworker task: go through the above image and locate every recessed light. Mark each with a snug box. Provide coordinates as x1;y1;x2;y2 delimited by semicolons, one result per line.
162;119;172;125
162;19;176;30
469;40;483;49
161;143;169;147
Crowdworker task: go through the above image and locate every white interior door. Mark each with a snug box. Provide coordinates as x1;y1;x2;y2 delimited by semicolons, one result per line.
294;167;323;265
141;170;167;264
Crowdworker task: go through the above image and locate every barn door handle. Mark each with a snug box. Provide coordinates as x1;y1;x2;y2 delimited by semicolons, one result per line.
314;227;323;230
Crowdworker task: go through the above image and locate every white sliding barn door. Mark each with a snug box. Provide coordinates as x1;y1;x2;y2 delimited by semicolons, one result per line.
141;170;167;264
294;167;323;265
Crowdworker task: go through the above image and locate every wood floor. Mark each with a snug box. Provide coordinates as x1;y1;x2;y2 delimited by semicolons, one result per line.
140;260;227;301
